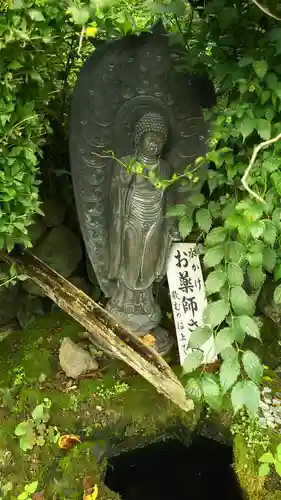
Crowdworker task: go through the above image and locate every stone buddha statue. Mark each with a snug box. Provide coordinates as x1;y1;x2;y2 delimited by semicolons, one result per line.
69;28;215;355
106;112;181;352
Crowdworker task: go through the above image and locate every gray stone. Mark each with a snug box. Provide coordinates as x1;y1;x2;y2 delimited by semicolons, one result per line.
42;199;66;227
17;295;45;328
69;276;91;296
27;216;46;246
35;225;82;278
59;337;98;378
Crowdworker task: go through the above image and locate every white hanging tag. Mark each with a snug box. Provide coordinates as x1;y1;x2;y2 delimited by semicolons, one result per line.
167;242;216;366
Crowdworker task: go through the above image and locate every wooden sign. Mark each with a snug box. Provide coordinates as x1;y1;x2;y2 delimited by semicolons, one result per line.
167;243;216;366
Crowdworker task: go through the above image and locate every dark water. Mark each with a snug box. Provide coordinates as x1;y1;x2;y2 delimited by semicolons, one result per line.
105;437;244;500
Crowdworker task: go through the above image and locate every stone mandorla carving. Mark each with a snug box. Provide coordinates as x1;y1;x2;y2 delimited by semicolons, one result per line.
69;29;215;354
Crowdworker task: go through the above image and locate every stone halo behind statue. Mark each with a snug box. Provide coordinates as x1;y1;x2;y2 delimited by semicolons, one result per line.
69;29;215;357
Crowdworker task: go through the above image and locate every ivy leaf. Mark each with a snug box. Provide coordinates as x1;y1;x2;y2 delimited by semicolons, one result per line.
253;60;268;79
247;266;266;290
204;245;225;268
274;284;281;304
263;220;277;246
237;315;260;340
18;492;29;500
272;208;281;232
167;205;188;217
227;263;244;286
239;117;255;141
26;481;38;494
196;208;212;233
274;262;281;281
249;221;265;238
242;351;263;384
32;403;45;423
261;90;271;106
271;172;281;196
244;380;260;417
67;6;90;25
259;452;275;463
263;247;277;272
236;200;264;220
15;421;31;436
215;327;237;354
20;434;35;452
29;69;43;83
205;269;227;295
189;327;212;348
231;379;260;417
238;56;253;67
258;463;270;477
225;241;245;263
246;251;263;267
221;345;238;361
231;381;245;413
256;119;271;140
189;193;205;207
183;350;203;374
179;215;193;239
205;227;227;247
185;377;202;401
204;299;230;328
28;9;45;21
232;318;246;344
220;354;240;393
201;374;222;411
230;287;255;317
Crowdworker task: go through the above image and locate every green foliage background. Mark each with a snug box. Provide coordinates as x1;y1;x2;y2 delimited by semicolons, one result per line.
2;0;281;417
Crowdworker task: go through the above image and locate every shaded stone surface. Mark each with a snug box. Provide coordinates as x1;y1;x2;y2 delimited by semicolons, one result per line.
35;225;82;278
69;275;91;296
22;279;46;298
59;337;98;378
42;199;66;227
17;295;45;328
27;216;46;246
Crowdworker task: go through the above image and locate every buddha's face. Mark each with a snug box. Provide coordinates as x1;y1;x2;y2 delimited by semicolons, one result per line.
139;131;166;158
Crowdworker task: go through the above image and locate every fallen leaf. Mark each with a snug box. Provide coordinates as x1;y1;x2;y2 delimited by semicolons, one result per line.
32;492;45;500
85;27;98;38
83;483;98;500
203;359;221;373
58;434;81;450
140;334;156;348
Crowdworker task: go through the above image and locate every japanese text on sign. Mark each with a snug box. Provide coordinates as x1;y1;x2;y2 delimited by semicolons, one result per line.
167;243;216;366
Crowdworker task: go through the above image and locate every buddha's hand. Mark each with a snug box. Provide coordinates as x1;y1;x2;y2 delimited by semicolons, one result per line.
170;228;181;242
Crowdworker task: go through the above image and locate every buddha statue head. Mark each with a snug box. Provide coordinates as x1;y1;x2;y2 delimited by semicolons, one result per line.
135;112;168;160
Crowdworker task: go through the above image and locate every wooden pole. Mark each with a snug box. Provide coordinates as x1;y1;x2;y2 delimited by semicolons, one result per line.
0;250;193;413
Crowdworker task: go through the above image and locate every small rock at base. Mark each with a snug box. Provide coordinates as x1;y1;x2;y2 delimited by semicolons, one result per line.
59;337;98;379
17;295;45;328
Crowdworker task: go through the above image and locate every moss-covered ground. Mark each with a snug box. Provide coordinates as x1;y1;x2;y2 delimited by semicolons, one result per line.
1;311;281;499
0;312;195;499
